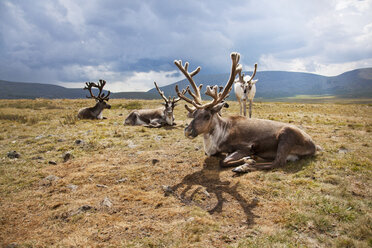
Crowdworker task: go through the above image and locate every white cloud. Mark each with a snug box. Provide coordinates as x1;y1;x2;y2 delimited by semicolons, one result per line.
59;68;184;92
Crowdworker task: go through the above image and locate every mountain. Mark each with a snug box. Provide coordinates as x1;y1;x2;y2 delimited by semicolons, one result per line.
0;80;156;99
1;68;371;100
148;67;372;99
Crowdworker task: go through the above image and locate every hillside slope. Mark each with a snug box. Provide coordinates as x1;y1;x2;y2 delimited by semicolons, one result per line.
1;68;371;99
148;68;372;99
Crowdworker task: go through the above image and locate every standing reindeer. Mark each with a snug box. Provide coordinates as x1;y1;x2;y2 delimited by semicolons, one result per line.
175;52;320;173
234;65;258;118
124;82;180;128
77;79;111;120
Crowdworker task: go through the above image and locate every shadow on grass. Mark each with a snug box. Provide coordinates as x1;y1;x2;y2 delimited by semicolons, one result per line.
171;157;259;226
278;155;317;174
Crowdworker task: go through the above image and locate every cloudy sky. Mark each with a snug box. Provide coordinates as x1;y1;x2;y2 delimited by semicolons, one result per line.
1;0;371;92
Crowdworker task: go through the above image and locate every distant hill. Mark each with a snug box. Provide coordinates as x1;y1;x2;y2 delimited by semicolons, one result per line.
148;68;372;99
1;68;371;100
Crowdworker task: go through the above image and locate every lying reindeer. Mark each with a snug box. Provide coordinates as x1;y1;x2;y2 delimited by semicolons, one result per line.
124;82;180;128
77;79;111;120
234;66;258;118
175;52;320;173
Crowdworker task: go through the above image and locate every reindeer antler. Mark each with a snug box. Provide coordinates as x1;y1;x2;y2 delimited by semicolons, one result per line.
154;81;168;102
174;60;203;106
246;64;258;84
174;60;203;113
154;81;181;105
238;70;245;83
192;52;242;109
175;53;242;112
83;79;110;101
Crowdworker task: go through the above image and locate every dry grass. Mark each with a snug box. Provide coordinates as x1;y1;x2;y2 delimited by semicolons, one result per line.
0;99;371;247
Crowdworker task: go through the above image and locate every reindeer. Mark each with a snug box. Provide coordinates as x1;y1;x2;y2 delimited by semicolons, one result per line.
124;82;180;128
234;66;258;118
175;52;320;173
77;79;111;120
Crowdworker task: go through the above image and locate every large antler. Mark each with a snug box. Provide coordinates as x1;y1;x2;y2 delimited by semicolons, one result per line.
193;52;242;109
174;60;203;106
84;82;99;100
83;79;110;101
154;81;168;102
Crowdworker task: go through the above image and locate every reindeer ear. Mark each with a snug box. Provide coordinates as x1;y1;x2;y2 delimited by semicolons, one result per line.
252;79;258;84
210;102;225;114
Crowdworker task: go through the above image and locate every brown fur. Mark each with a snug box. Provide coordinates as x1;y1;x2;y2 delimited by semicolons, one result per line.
185;106;317;170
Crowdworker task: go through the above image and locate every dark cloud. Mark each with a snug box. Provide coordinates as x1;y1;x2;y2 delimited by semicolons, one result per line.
0;0;371;91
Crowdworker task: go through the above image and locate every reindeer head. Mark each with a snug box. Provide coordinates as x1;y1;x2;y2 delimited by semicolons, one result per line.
154;81;180;125
84;79;111;109
237;65;258;99
175;52;243;139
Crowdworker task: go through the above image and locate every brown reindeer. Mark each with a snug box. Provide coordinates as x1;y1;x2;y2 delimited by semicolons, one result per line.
77;79;111;120
175;52;320;173
124;82;181;128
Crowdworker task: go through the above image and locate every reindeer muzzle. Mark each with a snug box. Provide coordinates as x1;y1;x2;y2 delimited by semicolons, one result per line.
184;125;197;139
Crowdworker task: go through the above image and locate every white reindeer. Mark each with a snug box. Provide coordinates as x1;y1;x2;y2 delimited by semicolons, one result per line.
234;64;258;118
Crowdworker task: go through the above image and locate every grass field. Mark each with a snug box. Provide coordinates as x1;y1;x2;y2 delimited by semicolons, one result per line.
0;98;371;247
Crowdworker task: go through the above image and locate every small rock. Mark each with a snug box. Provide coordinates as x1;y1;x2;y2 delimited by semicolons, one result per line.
202;189;211;198
5;243;18;248
113;122;119;126
116;178;127;183
162;185;173;196
78;205;92;212
35;135;44;140
187;217;195;222
67;184;78;191
45;175;60;181
194;146;201;151
119;113;123;116
74;139;84;145
57;139;64;142
31;156;44;160
127;140;137;148
7;151;20;159
96;184;108;188
48;161;57;165
338;147;349;154
154;136;162;141
62;152;73;162
101;197;113;208
152;159;160;165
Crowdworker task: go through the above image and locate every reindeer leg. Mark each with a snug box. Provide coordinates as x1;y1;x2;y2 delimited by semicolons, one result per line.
220;150;254;168
243;100;247;117
239;100;242;115
242;127;297;171
249;100;252;118
147;119;162;128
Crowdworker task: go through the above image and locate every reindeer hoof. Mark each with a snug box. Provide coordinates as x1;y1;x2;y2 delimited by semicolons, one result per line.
232;164;254;173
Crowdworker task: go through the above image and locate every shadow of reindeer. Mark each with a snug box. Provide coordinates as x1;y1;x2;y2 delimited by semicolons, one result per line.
171;157;259;226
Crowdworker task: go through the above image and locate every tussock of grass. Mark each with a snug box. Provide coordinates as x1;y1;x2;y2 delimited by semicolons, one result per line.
0;112;50;124
122;101;143;110
0;98;64;109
